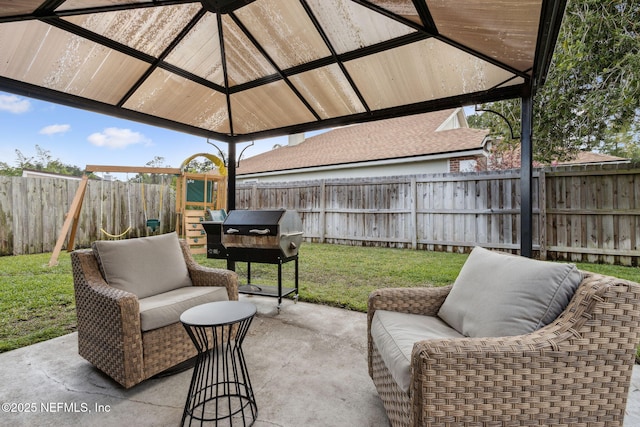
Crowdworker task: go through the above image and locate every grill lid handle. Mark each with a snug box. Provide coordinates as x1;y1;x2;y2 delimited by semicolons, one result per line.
226;228;240;234
281;232;304;238
249;228;270;235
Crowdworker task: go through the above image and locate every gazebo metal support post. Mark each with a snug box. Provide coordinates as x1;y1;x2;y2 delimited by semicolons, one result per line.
227;141;237;271
520;93;534;258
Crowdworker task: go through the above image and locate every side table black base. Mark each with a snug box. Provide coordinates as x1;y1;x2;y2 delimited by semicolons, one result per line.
181;302;257;426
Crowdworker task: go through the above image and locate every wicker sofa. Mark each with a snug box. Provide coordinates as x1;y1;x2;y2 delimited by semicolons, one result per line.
71;232;238;388
368;247;640;426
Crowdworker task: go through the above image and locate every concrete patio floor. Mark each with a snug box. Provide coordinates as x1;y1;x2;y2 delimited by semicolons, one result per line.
1;295;639;427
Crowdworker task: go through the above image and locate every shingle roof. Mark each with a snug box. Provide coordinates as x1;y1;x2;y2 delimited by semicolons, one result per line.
557;151;629;165
237;109;488;175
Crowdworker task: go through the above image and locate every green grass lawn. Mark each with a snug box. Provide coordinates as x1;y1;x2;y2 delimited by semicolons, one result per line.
0;252;76;352
196;244;468;312
1;243;640;356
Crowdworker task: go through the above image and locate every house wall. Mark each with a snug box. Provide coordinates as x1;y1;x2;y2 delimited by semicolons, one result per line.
21;170;82;180
237;158;450;183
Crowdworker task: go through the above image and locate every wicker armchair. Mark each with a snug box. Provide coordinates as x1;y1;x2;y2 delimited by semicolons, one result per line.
368;272;640;426
71;239;238;388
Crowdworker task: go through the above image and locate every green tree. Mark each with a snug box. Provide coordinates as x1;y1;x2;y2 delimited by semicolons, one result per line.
596;121;640;162
469;0;640;163
131;156;171;184
0;145;91;177
183;158;215;173
0;161;21;176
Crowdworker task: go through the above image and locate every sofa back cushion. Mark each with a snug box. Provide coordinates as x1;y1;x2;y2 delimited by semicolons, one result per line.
92;232;192;299
438;246;582;338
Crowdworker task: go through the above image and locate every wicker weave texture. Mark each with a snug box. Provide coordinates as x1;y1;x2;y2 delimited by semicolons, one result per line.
71;239;238;388
368;272;640;426
371;344;411;427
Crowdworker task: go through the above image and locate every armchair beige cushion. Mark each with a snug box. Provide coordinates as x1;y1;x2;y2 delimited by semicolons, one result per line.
92;232;192;299
368;263;640;426
438;246;582;337
72;236;238;388
370;310;463;393
138;286;228;332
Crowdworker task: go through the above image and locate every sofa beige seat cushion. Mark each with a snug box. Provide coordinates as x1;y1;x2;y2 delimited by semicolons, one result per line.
138;286;229;332
92;232;192;299
371;310;464;393
438;246;582;337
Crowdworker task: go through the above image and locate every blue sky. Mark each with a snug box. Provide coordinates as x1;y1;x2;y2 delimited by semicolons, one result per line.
0;91;287;172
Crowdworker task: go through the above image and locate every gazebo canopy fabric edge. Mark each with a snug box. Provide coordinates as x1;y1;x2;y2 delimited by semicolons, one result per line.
0;74;527;144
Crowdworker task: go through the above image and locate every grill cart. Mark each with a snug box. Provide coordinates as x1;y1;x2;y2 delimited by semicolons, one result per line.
221;209;303;312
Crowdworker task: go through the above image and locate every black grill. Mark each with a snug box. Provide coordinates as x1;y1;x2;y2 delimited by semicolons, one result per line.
202;209;303;311
221;209;303;263
201;209;228;259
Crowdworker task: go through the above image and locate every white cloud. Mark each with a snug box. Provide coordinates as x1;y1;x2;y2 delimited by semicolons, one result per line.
0;94;31;114
88;127;151;149
39;124;71;135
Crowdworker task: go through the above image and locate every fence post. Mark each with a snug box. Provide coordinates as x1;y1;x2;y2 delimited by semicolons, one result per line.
319;180;326;243
411;176;417;249
538;169;547;260
251;183;258;209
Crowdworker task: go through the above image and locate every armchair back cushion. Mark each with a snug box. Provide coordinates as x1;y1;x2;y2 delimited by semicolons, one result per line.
92;232;193;299
438;246;582;337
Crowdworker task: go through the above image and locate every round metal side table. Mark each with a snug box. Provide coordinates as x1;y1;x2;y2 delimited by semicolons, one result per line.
180;301;257;426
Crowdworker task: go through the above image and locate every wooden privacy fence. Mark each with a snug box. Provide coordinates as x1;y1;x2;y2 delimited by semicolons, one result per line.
236;171;535;251
236;163;640;266
2;164;639;265
541;166;640;265
0;176;174;256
